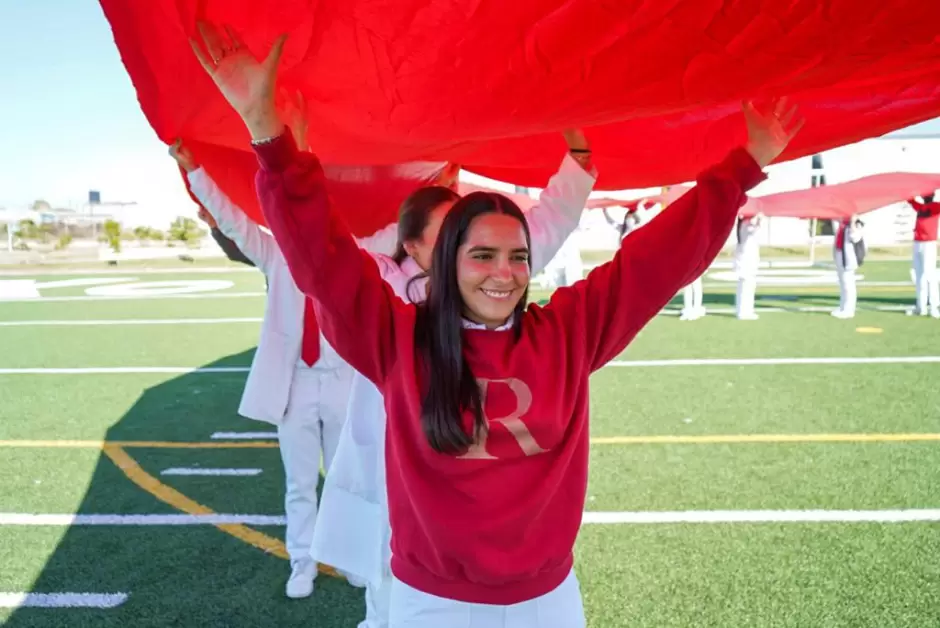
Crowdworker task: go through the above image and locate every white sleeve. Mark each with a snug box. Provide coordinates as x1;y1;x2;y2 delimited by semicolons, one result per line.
524;154;597;274
187;168;282;273
355;221;399;256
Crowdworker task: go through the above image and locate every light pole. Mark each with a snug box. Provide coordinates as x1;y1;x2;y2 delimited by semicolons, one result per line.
809;154;826;265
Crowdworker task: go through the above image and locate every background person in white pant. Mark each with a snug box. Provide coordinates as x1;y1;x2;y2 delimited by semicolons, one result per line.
906;195;940;318
680;275;706;320
734;213;762;320
831;215;865;319
542;231;585;288
312;132;597;628
170;139;400;600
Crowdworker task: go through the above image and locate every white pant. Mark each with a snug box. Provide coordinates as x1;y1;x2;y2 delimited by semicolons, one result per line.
362;575;392;628
736;276;757;317
389;570;585;628
682;277;704;315
834;253;857;315
912;240;939;313
277;365;353;563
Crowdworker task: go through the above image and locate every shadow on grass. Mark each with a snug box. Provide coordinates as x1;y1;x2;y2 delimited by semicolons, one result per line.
5;349;363;628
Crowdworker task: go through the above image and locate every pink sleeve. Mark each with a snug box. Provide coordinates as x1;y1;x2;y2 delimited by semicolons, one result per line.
252;130;403;386
547;148;766;372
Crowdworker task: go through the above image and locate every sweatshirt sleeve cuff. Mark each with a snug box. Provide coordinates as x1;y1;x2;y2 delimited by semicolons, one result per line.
724;147;767;192
252;127;297;173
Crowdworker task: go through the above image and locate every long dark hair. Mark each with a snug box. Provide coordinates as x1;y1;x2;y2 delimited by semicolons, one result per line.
392;186;460;264
415;192;531;454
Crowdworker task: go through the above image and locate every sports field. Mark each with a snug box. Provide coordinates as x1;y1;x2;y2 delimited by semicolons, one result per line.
1;258;938;627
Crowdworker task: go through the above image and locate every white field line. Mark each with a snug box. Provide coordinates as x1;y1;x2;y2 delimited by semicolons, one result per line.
660;305;909;315
2;356;938;377
0;592;129;609
696;281;911;288
0;292;265;303
0;367;250;375
581;509;940;524
607;356;940;367
0;306;907;325
210;432;277;440
2;510;936;527
0;513;285;525
0;318;262;327
0;267;259;277
160;467;262;476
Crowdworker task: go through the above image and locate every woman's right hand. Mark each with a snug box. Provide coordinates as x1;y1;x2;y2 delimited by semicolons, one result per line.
190;21;287;141
169;139;198;172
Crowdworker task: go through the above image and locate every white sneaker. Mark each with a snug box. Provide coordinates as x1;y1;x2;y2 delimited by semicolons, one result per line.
831;309;854;319
286;559;317;599
906;307;922;317
737;313;759;321
931;310;940;320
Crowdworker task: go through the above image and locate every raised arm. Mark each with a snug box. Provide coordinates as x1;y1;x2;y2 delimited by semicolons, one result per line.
252;133;402;384
355;221;399;256
524;130;597;273
173;144;281;273
547;99;803;371
189;21;402;385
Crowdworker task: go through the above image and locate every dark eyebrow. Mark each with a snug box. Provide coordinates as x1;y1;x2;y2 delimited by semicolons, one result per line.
466;245;530;255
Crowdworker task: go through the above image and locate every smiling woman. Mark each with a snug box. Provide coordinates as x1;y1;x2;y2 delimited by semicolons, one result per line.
418;192;534;455
453;195;532;329
190;18;802;627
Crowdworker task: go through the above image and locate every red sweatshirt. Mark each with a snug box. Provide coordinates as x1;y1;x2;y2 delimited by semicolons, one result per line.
253;131;765;604
908;200;940;241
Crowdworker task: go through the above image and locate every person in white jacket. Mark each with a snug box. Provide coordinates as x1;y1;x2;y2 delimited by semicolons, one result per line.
679;275;706;321
831;215;865;319
311;131;597;628
170;139;400;600
734;213;763;320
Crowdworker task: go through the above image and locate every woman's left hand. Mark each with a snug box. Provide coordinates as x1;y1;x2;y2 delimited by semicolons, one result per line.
743;98;804;168
190;21;287;140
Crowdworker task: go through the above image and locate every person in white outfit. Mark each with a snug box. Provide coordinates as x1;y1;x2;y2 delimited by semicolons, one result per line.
311;131;597;628
170;139;400;599
906;195;940;318
542;231;584;288
831;215;865;319
734;213;763;320
680;275;706;321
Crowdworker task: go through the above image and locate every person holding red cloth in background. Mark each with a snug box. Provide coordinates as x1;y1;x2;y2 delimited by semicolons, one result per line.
189;21;803;627
169;130;399;600
906;194;940;318
830;215;866;319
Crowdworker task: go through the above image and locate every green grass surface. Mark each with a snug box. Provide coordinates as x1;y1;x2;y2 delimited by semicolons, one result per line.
0;262;938;627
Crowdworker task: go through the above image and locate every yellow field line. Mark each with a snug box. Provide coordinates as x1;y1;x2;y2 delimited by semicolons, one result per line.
2;434;940;449
100;445;338;577
591;433;940;444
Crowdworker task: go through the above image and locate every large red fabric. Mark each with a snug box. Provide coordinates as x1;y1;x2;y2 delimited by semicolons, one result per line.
751;173;940;219
100;0;940;234
627;174;940;220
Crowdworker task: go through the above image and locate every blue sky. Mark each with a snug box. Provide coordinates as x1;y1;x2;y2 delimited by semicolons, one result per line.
1;1;938;219
0;0;193;218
